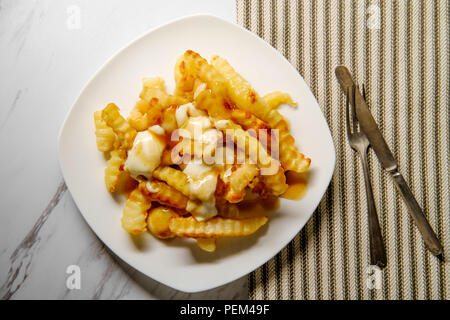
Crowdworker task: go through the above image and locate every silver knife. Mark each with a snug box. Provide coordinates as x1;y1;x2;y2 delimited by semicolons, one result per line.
335;66;443;257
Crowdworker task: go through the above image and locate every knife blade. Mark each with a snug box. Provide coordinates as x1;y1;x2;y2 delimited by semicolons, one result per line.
335;66;443;257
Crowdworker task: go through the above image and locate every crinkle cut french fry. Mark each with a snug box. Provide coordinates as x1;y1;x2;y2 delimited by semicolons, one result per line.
214;119;274;168
263;91;297;110
102;103;136;150
181;51;230;120
140;77;187;107
169;216;268;238
105;149;126;192
139;181;188;210
195;87;269;133
262;166;289;196
174;55;196;97
128;78;187;131
278;130;311;173
224;164;259;203
193;87;231;120
160;105;178;134
249;176;277;199
182;51;273;135
181;50;228;98
121;187;151;235
94;111;116;152
147;207;178;239
210;55;286;129
210;56;310;172
182;51;269;133
230;108;270;132
182;51;275;134
152;166;190;197
127;99;152;131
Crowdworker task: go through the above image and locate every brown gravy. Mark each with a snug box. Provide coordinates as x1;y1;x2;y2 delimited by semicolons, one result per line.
235;196;280;218
281;171;309;200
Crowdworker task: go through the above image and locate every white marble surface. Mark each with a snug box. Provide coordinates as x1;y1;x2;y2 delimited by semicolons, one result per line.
0;0;247;299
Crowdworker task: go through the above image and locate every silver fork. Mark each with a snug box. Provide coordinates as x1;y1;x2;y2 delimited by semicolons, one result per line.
346;84;387;269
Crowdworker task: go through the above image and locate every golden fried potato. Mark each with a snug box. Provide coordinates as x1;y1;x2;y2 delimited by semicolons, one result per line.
102;103;136;150
152;166;190;197
104;149;126;192
127;99;152;131
121;187;151;235
262;166;289;196
140;77;187;107
263;91;297;109
213;118;274;168
210;55;310;173
139;181;188;210
147;207;178;239
278;130;311;173
169;216;268;238
174;55;196;97
94;111;116;152
194;86;269;133
223;164;259;203
160;105;178;134
210;56;282;127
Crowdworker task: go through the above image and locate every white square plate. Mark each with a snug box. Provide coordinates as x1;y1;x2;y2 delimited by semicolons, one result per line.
58;15;335;293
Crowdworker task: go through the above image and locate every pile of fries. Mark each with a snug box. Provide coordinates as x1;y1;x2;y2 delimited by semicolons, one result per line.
94;50;310;252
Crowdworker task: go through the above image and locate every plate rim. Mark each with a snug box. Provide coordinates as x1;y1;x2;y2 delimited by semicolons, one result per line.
58;13;336;293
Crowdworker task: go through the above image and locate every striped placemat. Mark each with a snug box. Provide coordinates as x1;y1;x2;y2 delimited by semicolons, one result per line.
236;0;449;300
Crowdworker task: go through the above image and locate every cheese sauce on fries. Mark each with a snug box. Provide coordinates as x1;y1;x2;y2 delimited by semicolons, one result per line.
94;50;310;252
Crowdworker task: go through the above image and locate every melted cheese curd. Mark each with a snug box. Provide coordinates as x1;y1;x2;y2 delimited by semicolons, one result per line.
124;127;166;180
125;101;234;221
175;103;223;221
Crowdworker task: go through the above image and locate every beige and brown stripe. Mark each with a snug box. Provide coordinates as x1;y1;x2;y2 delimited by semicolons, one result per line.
237;0;449;300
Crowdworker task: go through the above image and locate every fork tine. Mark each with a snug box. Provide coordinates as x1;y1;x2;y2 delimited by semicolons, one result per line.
345;87;351;138
351;84;358;132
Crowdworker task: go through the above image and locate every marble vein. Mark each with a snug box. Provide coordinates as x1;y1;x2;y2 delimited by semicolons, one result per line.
0;180;67;300
0;89;22;130
61;236;133;300
11;6;36;57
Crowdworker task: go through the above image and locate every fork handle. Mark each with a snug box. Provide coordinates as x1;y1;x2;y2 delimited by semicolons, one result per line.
360;152;387;268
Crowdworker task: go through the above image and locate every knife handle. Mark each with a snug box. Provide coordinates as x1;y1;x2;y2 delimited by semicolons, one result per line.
390;171;443;256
